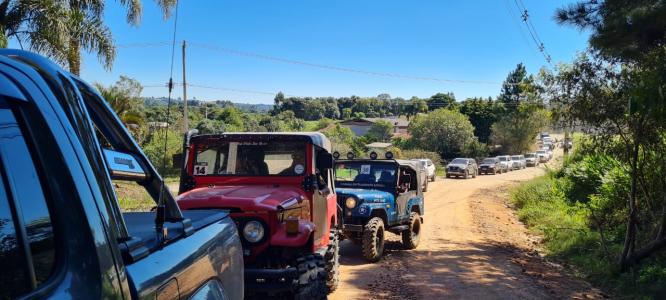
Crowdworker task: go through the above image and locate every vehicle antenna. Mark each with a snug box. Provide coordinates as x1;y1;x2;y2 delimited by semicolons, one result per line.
156;0;180;245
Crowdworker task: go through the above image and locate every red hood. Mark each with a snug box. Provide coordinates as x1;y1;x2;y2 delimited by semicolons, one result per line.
177;185;306;212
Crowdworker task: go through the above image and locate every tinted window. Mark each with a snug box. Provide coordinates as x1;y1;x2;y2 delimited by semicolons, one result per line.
0;103;57;293
0;171;30;298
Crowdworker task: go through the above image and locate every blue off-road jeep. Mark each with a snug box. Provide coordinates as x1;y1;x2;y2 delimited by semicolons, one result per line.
334;154;424;262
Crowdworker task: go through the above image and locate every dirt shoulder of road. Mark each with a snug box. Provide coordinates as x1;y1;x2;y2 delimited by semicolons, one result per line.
470;184;609;300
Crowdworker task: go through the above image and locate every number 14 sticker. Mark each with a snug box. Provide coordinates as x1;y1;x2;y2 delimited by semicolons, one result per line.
194;165;208;175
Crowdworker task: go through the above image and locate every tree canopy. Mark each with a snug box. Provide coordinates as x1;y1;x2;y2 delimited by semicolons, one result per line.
408;109;476;159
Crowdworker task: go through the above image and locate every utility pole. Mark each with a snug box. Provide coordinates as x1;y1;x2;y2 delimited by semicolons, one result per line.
182;40;189;133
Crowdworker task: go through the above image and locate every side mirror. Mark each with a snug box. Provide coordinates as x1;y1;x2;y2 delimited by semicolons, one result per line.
103;149;147;181
172;153;184;169
316;153;334;170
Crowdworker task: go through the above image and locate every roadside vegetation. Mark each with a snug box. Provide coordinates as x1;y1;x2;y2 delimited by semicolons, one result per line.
510;1;666;296
512;140;666;298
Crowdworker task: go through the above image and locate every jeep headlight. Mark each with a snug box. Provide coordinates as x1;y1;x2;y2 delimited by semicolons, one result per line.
345;197;357;209
242;221;265;243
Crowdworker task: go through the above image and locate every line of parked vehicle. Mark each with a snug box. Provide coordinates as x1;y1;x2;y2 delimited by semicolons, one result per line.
444;150;554;179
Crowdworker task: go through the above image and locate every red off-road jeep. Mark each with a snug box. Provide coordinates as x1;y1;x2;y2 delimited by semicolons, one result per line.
176;131;339;299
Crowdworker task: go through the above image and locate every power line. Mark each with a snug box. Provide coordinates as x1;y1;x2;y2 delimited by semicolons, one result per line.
188;42;507;85
502;0;540;57
512;0;552;65
117;40;525;86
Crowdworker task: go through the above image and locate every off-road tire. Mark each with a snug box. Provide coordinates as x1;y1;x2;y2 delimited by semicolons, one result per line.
293;254;328;300
472;170;477;178
362;217;385;262
324;230;340;292
446;174;450;178
422;179;428;192
402;212;421;249
464;170;469;179
431;175;436;182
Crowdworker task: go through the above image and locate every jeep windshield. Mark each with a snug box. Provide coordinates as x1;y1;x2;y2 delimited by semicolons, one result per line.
482;158;496;164
498;156;508;161
335;162;397;187
525;153;536;158
193;141;307;176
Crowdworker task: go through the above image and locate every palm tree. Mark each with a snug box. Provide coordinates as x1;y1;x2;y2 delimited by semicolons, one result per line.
0;0;176;75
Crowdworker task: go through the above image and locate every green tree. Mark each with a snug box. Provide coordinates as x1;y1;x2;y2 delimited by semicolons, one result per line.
498;63;533;113
555;0;666;61
94;75;147;141
408;109;475;158
366;120;393;142
143;128;181;174
406;97;428;120
322;124;355;154
549;51;666;270
459;97;501;143
427;92;456;111
490;105;548;154
341;107;352;120
195;119;225;134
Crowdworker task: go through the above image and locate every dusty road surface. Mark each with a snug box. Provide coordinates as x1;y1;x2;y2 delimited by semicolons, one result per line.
330;148;606;300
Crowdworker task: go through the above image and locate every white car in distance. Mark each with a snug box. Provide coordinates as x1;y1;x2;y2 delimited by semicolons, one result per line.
536;150;549;162
413;158;437;181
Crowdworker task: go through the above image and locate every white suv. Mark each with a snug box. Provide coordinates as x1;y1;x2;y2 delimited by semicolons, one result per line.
413;158;437;181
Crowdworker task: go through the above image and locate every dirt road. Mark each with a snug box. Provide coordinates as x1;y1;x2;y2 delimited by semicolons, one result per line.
330;148;605;300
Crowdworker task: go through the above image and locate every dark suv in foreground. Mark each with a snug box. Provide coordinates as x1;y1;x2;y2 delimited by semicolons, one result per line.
0;50;244;300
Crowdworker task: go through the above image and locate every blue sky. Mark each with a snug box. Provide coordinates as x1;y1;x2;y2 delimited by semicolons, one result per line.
75;1;590;104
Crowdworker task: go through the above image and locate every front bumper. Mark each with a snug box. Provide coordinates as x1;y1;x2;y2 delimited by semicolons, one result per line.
245;267;299;293
479;166;495;173
446;169;466;175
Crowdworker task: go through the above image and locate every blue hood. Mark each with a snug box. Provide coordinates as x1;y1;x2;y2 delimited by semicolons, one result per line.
336;188;394;203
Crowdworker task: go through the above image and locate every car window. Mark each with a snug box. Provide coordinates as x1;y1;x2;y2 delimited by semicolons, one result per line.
194;141;306;176
451;158;467;164
0;170;30;298
0;104;57;296
498;156;507;161
482;159;495;163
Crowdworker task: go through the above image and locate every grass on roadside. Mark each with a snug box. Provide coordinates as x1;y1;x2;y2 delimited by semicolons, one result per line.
510;174;666;299
114;181;156;211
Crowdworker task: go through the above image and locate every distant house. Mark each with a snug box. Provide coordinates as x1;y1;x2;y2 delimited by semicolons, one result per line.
339;117;409;137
